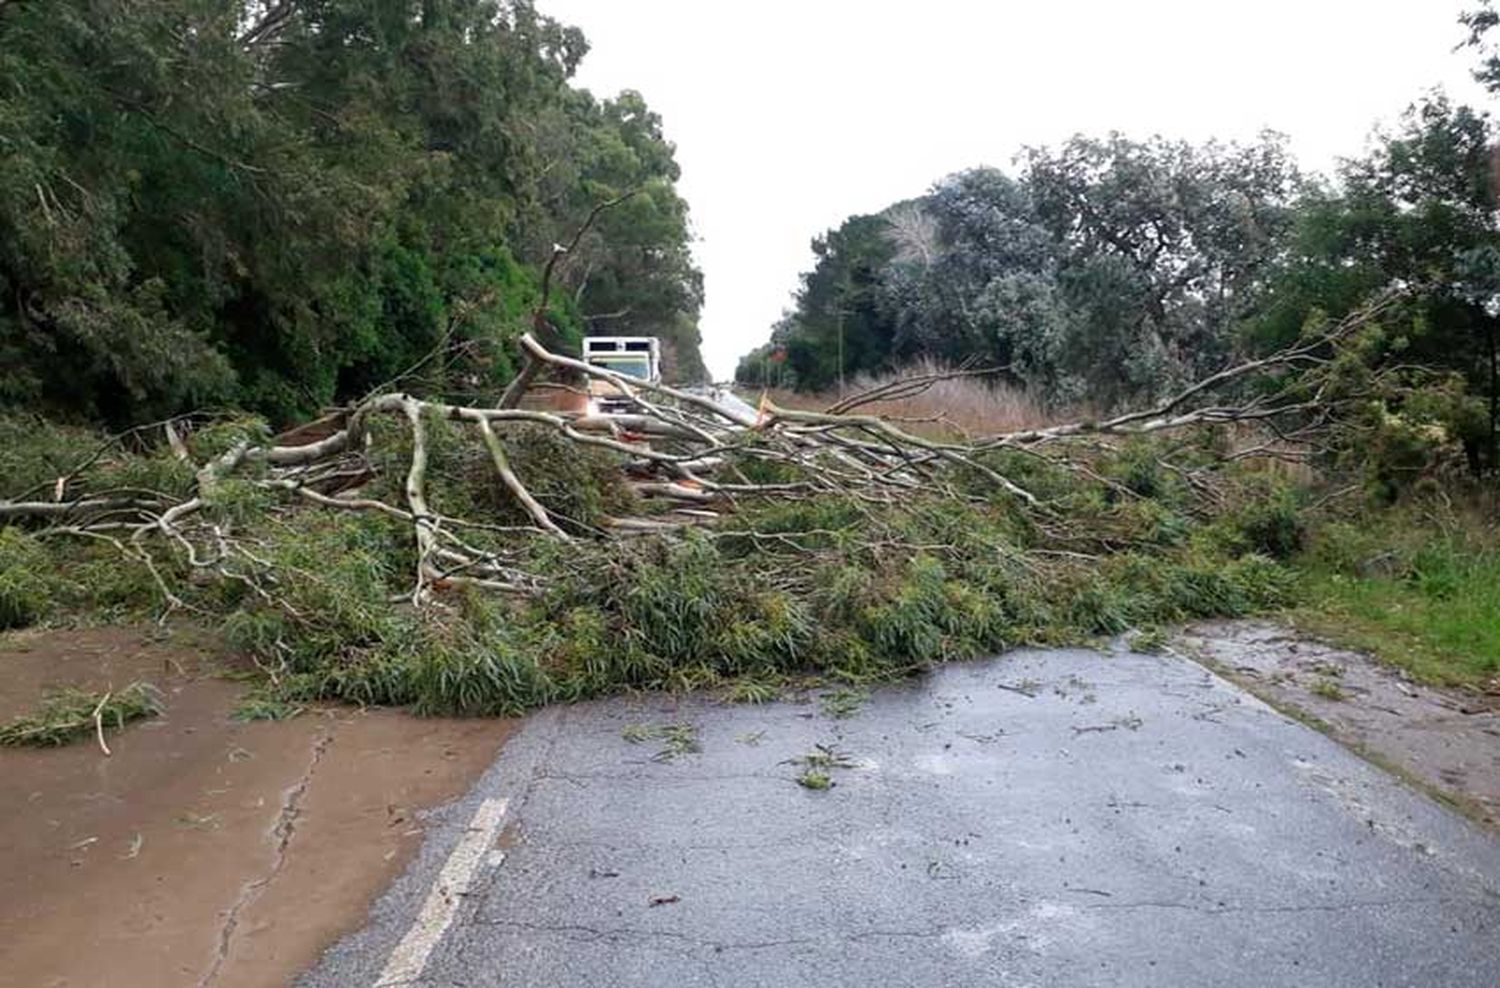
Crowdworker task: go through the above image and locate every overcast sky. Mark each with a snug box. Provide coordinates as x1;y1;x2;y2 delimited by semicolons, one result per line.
540;0;1489;379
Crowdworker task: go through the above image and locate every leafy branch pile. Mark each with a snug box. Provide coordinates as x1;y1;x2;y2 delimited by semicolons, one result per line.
0;682;161;748
0;297;1407;715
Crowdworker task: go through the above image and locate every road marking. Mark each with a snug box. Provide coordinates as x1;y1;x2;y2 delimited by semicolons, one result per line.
374;797;509;987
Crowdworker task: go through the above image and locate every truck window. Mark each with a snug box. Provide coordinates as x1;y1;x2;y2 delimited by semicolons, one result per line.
588;355;652;379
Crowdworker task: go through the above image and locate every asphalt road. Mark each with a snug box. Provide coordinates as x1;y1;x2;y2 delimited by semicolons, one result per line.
301;646;1500;987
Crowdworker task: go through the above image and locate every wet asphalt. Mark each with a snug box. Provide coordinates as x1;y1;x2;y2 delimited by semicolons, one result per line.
300;646;1500;987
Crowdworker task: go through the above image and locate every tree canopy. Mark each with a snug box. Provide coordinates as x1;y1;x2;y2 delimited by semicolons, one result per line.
738;133;1302;404
738;72;1500;472
0;0;705;428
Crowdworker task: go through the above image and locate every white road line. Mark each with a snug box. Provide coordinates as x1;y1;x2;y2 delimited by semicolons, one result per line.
374;796;509;987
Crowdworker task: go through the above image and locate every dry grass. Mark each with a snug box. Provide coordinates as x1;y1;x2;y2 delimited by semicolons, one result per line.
1221;422;1320;487
753;366;1324;480
753;359;1079;438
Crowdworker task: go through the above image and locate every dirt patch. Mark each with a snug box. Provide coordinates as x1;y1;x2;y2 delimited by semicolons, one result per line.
0;625;515;988
1179;619;1500;828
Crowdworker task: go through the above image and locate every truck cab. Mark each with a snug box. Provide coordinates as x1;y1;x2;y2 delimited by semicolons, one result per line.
582;336;661;414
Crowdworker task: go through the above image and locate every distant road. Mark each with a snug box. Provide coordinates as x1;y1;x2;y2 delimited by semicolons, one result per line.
302;647;1500;987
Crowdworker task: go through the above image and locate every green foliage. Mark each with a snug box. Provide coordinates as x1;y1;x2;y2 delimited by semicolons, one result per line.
819;687;868;719
407;633;556;717
536;533;818;684
220;512;413;685
791;742;856;789
741;88;1500;486
0;682;161;747
0;416;1347;722
487;425;638;528
0;527;56;629
724;676;781;704
170;447;1303;720
739;133;1301;406
0;1;704;428
0;415;109;498
1297;507;1500;686
1127;626;1169;653
796;769;833;790
1310;677;1347;701
1249;95;1500;477
1217;482;1307;560
0;412;247;503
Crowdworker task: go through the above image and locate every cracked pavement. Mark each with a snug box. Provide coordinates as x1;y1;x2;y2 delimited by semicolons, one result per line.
203;731;334;987
300;646;1500;987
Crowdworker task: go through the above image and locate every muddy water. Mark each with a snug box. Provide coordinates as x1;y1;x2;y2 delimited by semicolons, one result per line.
0;626;515;988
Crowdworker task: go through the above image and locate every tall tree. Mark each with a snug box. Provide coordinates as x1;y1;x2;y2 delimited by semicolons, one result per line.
741;133;1300;406
0;0;705;427
1251;95;1500;472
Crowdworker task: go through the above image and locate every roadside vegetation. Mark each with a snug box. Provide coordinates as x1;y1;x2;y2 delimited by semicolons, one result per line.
1294;506;1500;687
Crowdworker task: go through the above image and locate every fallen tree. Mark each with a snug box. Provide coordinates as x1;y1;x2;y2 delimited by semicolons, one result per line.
0;292;1396;581
0;292;1415;714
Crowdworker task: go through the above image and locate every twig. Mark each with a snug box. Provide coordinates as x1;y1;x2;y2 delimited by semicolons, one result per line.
93;691;113;756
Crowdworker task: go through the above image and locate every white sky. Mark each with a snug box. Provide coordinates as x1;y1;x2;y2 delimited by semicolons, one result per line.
539;0;1490;379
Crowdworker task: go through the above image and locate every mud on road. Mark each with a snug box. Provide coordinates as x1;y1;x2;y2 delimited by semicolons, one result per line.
0;625;515;988
1182;620;1500;828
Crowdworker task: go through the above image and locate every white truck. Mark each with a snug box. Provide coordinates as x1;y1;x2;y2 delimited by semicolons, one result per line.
582;336;661;415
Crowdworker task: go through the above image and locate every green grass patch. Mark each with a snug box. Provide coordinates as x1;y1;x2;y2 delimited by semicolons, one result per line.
1309;677;1347;700
789;743;858;790
1295;519;1500;687
232;691;305;721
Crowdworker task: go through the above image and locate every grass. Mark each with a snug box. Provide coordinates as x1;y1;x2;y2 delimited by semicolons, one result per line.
1127;626;1169;653
790;743;857;770
724;677;780;704
790;743;858;789
0;682;162;747
232;691;305;721
1295;519;1500;687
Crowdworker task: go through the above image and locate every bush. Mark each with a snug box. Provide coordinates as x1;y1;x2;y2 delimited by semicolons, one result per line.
1233;490;1306;560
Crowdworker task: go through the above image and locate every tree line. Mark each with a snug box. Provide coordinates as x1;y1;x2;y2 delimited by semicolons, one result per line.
738;9;1500;477
0;0;706;429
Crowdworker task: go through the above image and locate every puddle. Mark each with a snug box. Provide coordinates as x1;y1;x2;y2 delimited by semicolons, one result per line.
0;625;515;987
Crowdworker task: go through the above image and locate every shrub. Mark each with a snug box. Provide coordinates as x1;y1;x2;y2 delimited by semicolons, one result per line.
1233;490;1306;560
